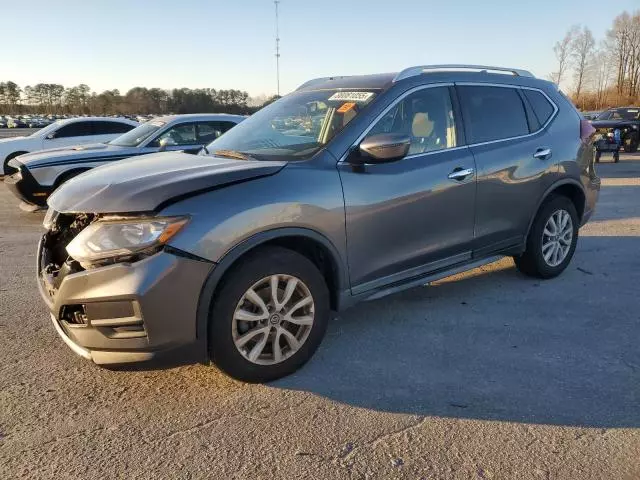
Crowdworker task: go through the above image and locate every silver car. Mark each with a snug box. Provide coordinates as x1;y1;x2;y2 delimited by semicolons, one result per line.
6;114;244;207
38;65;600;382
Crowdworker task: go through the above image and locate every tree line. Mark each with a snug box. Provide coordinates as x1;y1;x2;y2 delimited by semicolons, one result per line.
0;81;279;116
551;10;640;110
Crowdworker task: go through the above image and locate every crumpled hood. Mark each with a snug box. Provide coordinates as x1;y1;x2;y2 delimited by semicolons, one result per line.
18;143;126;166
47;151;286;213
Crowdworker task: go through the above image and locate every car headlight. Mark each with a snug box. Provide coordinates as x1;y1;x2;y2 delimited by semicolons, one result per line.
43;208;58;230
66;216;189;263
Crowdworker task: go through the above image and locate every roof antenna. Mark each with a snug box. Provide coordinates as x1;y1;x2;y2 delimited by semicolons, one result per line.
274;1;281;96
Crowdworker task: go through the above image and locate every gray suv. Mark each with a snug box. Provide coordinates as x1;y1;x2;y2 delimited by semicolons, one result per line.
38;65;600;382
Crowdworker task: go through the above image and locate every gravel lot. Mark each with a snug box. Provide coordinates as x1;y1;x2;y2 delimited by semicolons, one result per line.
0;145;639;479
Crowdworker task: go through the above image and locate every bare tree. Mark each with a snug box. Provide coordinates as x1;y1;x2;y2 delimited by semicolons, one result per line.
607;11;640;95
572;26;596;103
551;26;579;85
589;43;614;109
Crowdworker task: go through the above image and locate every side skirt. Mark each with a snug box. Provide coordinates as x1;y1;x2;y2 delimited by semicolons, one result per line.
352;255;504;304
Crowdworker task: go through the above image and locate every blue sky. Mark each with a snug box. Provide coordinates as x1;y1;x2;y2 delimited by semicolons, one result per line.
2;0;638;97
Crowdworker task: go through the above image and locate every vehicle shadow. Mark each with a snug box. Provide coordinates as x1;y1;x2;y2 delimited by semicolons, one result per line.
274;235;640;428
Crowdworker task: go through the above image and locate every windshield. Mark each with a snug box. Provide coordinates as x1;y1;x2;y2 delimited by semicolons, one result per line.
108;121;165;147
205;89;378;160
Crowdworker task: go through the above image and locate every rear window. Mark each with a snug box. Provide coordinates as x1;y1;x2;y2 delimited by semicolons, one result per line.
458;86;529;143
522;90;555;126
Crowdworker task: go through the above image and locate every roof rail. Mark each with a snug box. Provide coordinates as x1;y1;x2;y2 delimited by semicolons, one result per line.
394;64;534;82
296;76;349;90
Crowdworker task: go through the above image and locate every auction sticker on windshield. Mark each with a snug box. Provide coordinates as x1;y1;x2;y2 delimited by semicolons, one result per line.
328;91;374;103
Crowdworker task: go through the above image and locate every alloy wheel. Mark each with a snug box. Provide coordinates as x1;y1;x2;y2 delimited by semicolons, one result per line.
541;209;573;267
232;274;315;365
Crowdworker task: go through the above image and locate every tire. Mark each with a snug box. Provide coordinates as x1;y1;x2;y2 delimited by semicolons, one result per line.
3;151;28;176
208;246;330;383
514;195;579;279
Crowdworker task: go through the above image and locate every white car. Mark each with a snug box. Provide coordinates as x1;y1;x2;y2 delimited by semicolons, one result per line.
1;117;138;175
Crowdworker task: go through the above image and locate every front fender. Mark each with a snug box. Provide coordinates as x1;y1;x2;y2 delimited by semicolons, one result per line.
191;226;350;352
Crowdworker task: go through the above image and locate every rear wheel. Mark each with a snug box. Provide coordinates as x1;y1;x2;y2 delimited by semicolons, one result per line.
514;195;579;279
208;246;330;383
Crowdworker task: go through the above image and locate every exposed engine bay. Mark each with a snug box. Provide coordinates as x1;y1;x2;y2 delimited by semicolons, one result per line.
40;212;95;294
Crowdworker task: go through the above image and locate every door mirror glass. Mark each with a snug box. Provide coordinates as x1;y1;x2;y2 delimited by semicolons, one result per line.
359;133;410;162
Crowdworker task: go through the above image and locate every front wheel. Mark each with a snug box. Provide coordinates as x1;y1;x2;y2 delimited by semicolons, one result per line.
514;195;579;279
208;246;330;383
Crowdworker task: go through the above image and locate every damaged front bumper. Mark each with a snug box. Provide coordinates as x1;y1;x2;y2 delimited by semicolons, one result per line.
37;236;214;365
4;162;52;207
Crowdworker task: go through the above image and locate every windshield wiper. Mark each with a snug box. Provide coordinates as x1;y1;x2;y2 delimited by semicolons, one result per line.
211;149;252;160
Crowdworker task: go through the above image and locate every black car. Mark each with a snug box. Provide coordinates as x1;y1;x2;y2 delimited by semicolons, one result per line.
590;107;640;152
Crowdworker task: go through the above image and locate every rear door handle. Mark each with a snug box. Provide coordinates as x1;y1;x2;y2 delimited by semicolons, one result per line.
448;167;475;181
533;148;552;159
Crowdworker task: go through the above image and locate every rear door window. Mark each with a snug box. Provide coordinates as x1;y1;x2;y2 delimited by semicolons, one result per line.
457;86;529;144
522;89;555;127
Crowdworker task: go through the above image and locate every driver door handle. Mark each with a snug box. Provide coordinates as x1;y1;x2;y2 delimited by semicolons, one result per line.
448;167;475;181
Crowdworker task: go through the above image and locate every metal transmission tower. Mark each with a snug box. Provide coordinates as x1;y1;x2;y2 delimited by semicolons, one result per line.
274;1;281;96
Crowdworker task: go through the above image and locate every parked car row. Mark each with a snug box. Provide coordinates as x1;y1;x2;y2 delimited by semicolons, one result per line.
10;64;600;383
0;115;55;128
0;113;158;129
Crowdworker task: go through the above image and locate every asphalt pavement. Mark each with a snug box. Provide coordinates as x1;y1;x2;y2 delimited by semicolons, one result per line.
0;128;40;138
0;150;638;479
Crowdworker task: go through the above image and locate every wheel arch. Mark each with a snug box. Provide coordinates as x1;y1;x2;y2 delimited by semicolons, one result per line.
3;151;30;175
5;150;29;162
53;167;92;188
525;179;586;241
194;227;349;354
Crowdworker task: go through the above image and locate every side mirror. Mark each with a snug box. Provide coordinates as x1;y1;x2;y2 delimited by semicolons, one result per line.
358;133;411;163
45;133;56;140
158;137;176;152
